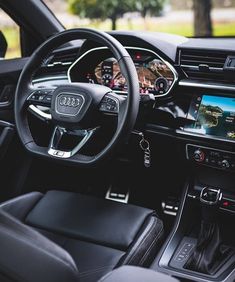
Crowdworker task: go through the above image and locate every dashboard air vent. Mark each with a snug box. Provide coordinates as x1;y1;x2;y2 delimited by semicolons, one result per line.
179;49;231;82
35;48;78;79
45;51;78;68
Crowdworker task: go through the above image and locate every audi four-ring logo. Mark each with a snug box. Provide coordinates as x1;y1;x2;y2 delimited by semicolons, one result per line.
58;96;81;108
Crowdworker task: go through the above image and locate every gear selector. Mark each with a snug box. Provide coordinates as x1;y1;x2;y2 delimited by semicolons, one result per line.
185;187;234;275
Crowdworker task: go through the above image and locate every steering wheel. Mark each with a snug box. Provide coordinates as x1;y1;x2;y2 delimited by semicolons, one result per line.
14;28;139;166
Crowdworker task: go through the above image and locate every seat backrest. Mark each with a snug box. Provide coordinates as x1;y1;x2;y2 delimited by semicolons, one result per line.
0;210;79;282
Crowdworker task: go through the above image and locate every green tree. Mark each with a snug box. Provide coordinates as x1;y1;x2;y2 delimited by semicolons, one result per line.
135;0;166;19
68;0;135;30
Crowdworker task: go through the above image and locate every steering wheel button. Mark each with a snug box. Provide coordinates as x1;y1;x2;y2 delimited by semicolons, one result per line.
44;96;52;102
99;103;106;111
38;95;45;101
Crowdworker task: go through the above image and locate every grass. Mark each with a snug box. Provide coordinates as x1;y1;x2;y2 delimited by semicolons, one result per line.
80;20;235;37
2;20;235;59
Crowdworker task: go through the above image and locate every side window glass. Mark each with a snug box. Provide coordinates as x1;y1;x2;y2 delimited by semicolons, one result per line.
0;8;21;59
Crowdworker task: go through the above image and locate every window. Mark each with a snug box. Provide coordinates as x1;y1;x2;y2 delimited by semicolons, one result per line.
44;0;235;38
0;8;21;59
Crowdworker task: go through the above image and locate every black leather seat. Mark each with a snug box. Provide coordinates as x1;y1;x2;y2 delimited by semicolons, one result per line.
0;190;164;282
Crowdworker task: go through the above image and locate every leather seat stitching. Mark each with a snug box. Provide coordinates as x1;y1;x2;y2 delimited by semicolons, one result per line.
79;265;114;277
124;216;158;264
139;222;164;265
128;219;158;264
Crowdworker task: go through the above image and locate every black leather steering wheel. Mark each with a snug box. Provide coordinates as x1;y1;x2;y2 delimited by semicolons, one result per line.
15;28;139;166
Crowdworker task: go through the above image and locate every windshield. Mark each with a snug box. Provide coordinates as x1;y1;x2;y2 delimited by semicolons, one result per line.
43;0;235;37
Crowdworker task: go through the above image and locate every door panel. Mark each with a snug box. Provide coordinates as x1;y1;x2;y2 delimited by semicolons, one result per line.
0;58;31;202
0;58;27;121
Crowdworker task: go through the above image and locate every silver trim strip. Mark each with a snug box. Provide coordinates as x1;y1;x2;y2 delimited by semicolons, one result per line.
105;187;129;204
48;126;98;158
47;62;72;67
200;187;222;205
28;105;52;120
48;148;73;158
181;65;223;71
179;80;235;91
158;183;189;266
67;46;178;98
33;75;68;84
179;128;235;144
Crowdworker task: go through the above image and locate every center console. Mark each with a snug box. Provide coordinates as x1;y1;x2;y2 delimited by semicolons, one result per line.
142;69;235;280
151;181;235;282
150;91;235;281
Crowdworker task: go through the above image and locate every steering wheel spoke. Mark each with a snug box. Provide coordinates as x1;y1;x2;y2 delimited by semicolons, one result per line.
48;126;99;158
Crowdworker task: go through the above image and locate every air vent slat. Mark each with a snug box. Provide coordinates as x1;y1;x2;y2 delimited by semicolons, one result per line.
35;49;78;79
179;49;235;83
181;57;226;63
180;50;227;69
181;59;225;68
48;52;78;65
181;54;226;62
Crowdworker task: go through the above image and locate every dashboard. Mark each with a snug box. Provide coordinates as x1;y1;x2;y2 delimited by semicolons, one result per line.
32;31;235;173
68;47;177;97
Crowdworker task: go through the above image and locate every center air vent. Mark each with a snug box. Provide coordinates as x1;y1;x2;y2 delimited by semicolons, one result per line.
179;49;231;82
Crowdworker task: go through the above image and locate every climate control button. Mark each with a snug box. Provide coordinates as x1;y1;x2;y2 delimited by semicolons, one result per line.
221;159;230;169
193;149;205;162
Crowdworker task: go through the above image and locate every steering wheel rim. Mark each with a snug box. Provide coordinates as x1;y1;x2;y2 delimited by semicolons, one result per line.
15;28;140;166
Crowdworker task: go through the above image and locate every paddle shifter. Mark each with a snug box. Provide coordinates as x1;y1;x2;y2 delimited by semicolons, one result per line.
185;187;234;275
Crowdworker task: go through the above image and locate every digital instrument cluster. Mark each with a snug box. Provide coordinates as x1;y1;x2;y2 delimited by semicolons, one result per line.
89;55;174;96
68;47;177;97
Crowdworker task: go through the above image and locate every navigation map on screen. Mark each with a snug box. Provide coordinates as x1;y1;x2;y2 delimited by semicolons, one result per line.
191;95;235;140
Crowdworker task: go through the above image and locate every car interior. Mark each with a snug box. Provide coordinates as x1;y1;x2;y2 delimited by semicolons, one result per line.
0;0;235;281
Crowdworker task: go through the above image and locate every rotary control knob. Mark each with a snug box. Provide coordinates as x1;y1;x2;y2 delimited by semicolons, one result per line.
221;159;230;169
193;149;205;162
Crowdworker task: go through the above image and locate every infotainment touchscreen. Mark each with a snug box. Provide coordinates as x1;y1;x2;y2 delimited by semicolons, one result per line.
185;95;235;140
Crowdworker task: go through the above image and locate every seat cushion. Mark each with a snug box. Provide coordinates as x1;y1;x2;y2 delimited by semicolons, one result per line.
0;190;164;282
25;190;155;250
35;227;126;282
